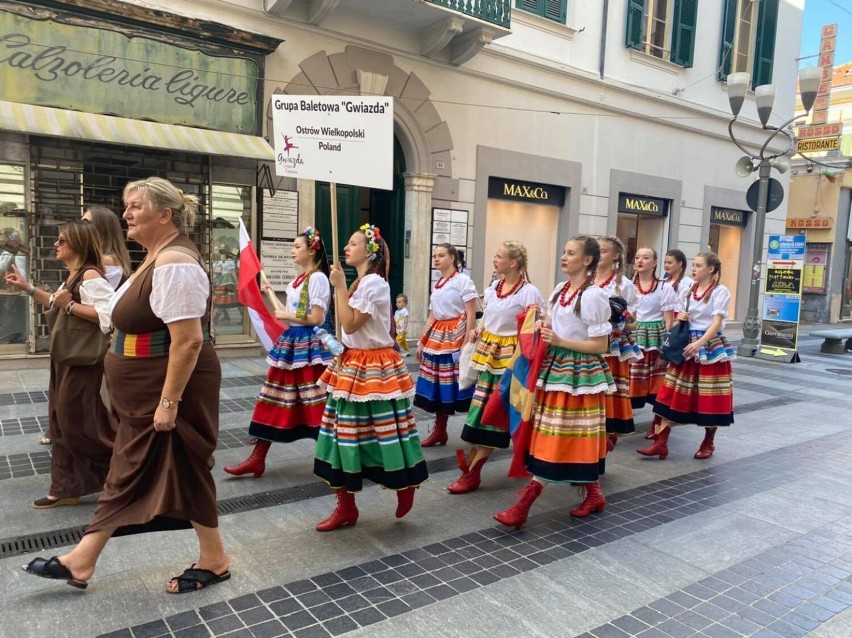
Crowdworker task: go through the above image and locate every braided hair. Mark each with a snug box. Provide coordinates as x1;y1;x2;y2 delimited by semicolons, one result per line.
598;235;625;296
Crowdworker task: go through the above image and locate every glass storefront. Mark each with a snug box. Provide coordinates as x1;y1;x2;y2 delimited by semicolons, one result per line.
616;193;670;277
708;207;749;321
0;164;28;347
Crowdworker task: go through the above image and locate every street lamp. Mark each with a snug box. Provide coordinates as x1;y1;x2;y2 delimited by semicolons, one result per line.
726;67;821;357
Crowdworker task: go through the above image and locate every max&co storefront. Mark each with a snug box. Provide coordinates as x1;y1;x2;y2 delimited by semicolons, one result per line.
0;2;282;357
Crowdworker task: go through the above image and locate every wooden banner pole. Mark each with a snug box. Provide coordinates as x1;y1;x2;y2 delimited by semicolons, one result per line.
330;182;341;340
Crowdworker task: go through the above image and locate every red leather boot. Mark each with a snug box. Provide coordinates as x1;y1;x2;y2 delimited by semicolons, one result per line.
420;414;449;447
396;487;415;518
224;440;271;478
494;480;543;529
645;415;661;439
637;425;670;459
316;489;359;531
447;450;487;494
570;482;606;517
606;433;618;453
694;427;717;459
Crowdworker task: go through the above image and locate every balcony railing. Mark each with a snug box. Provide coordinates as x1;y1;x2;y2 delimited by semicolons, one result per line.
425;0;511;29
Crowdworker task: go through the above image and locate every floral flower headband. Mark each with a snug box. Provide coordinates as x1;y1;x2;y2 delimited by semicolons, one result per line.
302;226;321;251
360;223;382;261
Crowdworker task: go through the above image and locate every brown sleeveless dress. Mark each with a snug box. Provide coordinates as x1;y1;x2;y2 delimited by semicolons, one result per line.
86;235;221;535
47;267;115;499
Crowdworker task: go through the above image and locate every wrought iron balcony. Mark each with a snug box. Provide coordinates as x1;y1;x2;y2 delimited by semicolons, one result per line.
424;0;511;29
262;0;512;65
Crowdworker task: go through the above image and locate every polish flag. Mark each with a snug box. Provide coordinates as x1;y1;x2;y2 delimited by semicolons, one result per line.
238;219;284;352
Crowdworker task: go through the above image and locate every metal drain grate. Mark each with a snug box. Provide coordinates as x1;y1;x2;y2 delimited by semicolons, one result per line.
0;526;88;560
0;450;507;559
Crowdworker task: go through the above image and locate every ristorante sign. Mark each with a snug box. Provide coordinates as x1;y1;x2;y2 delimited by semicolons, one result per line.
0;9;259;132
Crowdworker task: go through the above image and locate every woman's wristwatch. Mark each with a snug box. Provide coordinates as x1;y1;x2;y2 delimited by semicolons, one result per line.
160;397;181;409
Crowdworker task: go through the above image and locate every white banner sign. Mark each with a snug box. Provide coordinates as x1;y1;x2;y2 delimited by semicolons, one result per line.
271;95;394;189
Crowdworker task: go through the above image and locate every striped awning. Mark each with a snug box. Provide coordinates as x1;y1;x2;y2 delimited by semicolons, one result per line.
0;100;275;162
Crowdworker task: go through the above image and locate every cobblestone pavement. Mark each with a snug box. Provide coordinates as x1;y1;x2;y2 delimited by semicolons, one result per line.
1;329;851;638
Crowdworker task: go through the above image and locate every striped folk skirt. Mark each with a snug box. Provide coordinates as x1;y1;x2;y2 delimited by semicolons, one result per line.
460;330;518;449
248;326;332;443
653;332;735;427
414;315;473;415
314;347;428;492
525;346;613;484
630;320;668;409
604;355;635;435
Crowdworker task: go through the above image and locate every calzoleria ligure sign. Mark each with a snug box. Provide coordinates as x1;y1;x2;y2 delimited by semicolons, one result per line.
0;7;259;132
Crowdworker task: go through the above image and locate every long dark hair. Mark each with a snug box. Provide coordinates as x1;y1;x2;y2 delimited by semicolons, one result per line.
665;248;687;290
83;205;131;276
436;243;461;271
60;220;103;274
361;229;390;281
571;235;600;317
297;229;330;277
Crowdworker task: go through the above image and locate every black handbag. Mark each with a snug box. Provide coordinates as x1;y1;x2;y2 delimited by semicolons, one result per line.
660;294;691;364
608;295;628;324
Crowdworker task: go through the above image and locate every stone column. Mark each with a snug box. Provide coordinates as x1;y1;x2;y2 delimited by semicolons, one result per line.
403;172;436;339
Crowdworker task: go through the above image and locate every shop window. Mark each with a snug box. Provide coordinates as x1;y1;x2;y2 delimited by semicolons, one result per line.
708;223;744;321
803;243;830;294
0;164;28;347
625;0;698;67
515;0;567;24
211;184;253;340
719;0;779;88
616;193;670;278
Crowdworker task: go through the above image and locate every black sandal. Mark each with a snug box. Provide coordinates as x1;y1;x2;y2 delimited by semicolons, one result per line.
21;556;88;590
167;564;231;594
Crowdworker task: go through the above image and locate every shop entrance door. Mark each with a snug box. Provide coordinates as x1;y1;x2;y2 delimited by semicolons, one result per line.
708;224;742;320
315;136;406;299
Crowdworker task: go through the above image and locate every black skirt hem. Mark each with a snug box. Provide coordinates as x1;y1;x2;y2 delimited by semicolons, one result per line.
606;418;635;434
653;404;734;427
631;395;656;409
460;424;510;449
525;454;606;483
247;422;319;443
313;459;430;492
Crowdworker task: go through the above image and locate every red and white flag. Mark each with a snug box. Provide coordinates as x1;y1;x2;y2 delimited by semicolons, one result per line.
238;219;284;352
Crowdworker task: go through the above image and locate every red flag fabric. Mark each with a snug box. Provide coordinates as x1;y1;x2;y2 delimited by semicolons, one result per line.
238;219;284;352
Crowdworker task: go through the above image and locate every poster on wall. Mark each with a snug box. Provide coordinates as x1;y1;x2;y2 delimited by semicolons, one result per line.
430;208;469;289
757;235;805;362
261;190;299;292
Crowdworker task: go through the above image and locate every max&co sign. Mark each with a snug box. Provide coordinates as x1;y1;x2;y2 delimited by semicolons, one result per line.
488;177;566;206
710;207;748;227
617;193;669;216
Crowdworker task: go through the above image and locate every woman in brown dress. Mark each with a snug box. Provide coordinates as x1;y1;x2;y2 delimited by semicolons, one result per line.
5;221;115;508
21;177;230;593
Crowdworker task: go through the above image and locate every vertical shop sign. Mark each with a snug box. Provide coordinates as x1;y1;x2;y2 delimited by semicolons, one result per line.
430;208;469;288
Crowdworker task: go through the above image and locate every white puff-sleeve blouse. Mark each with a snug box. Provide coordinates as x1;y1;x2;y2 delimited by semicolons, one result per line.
79;277;116;334
634;280;667;322
687;284;731;331
429;273;478;320
482;281;546;335
286;273;331;315
343;274;394;349
660;276;694;313
600;276;639;318
548;283;612;341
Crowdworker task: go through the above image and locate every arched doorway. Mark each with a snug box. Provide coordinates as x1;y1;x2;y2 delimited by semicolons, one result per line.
314;136;407;298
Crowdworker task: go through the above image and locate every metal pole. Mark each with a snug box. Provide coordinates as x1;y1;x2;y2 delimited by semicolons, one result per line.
737;159;771;357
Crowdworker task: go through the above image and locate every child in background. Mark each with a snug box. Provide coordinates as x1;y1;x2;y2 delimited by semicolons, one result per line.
394;293;410;356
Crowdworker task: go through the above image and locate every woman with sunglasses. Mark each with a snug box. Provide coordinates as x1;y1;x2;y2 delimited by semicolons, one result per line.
5;222;115;509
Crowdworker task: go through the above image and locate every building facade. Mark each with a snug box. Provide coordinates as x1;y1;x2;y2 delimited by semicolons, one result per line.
0;0;803;357
788;62;852;323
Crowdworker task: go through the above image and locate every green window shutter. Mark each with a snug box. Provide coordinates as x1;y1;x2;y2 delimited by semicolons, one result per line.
670;0;698;67
625;0;646;50
752;0;779;88
718;0;736;80
544;0;567;23
515;0;567;23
